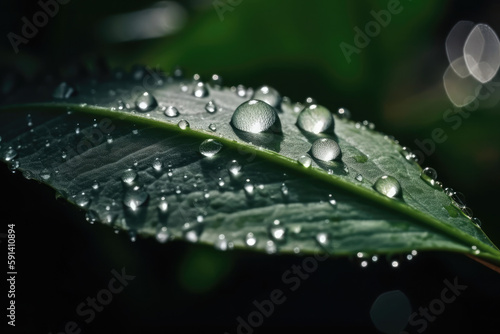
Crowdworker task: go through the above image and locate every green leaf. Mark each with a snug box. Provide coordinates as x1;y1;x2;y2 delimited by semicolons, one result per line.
1;68;499;266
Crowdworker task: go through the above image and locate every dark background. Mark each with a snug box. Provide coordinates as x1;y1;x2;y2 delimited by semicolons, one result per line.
1;0;500;333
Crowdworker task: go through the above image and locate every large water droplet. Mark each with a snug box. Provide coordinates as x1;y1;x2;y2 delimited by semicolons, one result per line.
205;100;218;113
297;155;312;167
252;86;281;108
193;82;209;98
121;169;138;185
297;104;333;134
163;106;180;117
199;139;223;157
420;167;438;186
135;92;157;112
177;120;190;130
373;176;402;198
231;100;281;133
123;187;149;210
311;138;341;161
3;147;18;161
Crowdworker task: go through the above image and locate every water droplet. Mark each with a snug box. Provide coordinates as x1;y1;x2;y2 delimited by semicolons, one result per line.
337;107;351;119
316;232;329;246
268;220;287;243
420;167;438;186
328;194;337;208
227;160;241;175
297;104;333;134
123;187;149;210
135;92;157;112
245;232;257;247
311;138;341;161
305;97;316;105
391;260;399;268
265;240;277;254
177;120;190;130
231;100;281;133
373;176;402;198
471;245;480;255
280;183;289;198
473;217;482;227
74;192;90;208
117;100;126;110
199;139;223;157
371;255;379;262
129;230;137;242
85;210;99;224
205;100;218;113
448;189;467;209
106;134;113;144
215;234;228;251
244;180;255;196
121;169;138;185
75;123;81;135
160;106;178;118
252;85;281;108
53;82;76;99
156;226;170;243
236;85;247;97
92;180;100;191
208;123;217;132
210;74;223;87
8;160;19;172
3;147;18;161
193;82;209;98
297;155;312;167
158;196;168;213
26;114;33;127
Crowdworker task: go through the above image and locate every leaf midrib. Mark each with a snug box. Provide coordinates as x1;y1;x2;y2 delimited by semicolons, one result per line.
2;102;499;263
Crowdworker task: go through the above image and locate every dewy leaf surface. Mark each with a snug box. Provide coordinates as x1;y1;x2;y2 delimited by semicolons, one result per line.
0;68;498;264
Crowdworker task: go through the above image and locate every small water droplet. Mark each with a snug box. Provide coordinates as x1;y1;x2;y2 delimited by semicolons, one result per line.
268;219;287;243
280;183;289;198
177;120;190;130
106;134;113;144
210;74;223;87
373;175;402;198
245;232;257;247
193;82;209;98
420;167;438;186
26;114;33;127
311;138;341;161
244;180;255;196
265;240;277;254
156;226;170;243
215;234;228;251
252;85;281;108
472;217;482;227
297;155;312;167
135;92;157;112
123;187;149;210
199;139;223;157
227;160;241;175
74;192;90;208
371;255;379;262
75;123;81;135
85;210;99;224
391;260;399;268
231;100;281;133
208;123;217;131
3;147;18;161
163;106;180;117
328;194;337;208
471;245;480;255
117;100;126;110
236;85;247;97
152;158;162;172
297;104;333;134
129;230;137;242
121;169;138;185
92;180;100;191
8;159;19;172
447;189;467;209
158;196;168;213
337;107;351;119
305;97;316;105
205;100;218;113
316;232;329;246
